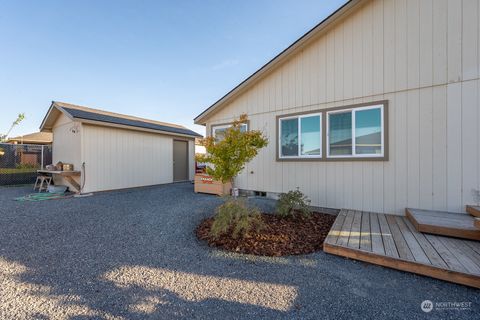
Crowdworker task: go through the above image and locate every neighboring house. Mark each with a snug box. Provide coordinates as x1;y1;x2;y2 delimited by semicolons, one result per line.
6;132;53;145
3;132;52;168
40;101;201;193
195;0;480;214
195;138;206;155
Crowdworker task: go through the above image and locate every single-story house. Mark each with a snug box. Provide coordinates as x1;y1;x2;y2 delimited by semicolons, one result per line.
194;0;480;215
4;132;52;168
40;101;201;193
7;132;53;145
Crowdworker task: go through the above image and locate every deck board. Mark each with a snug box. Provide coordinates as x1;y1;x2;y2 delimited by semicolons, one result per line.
465;240;480;256
369;212;384;255
324;210;480;289
424;234;466;273
347;211;362;249
452;239;480;269
395;216;430;264
360;211;372;251
378;213;399;258
440;237;480;275
404;218;448;269
386;215;414;260
324;209;348;245
336;210;355;247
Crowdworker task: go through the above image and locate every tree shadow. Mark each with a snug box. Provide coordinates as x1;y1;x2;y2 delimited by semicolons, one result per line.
0;183;302;319
0;183;478;319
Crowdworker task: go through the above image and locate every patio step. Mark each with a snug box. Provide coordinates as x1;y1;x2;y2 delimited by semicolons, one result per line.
406;208;480;241
467;205;480;218
324;210;480;289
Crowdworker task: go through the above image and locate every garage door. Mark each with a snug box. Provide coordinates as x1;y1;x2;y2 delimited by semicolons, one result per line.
173;140;188;181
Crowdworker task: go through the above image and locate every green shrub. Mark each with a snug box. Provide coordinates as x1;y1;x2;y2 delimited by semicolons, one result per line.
276;188;311;217
16;163;38;170
210;197;263;238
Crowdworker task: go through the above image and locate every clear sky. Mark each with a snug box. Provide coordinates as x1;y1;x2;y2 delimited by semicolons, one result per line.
0;0;347;138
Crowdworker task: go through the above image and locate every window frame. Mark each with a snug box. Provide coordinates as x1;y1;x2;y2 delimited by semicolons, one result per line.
278;113;323;159
326;104;385;159
211;122;249;140
275;100;388;162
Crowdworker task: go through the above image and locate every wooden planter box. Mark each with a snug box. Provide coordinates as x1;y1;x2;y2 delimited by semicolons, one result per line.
194;174;231;196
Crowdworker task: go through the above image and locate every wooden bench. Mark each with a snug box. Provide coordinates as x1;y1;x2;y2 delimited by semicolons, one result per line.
37;170;81;193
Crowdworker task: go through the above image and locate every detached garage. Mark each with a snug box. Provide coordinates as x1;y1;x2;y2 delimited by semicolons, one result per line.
40;101;201;193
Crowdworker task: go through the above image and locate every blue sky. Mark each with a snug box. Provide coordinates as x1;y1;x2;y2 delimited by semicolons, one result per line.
0;0;347;137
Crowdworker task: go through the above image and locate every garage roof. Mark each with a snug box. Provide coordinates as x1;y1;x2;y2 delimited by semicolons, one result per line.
40;101;202;138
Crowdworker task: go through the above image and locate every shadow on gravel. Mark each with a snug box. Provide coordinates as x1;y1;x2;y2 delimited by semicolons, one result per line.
0;183;478;319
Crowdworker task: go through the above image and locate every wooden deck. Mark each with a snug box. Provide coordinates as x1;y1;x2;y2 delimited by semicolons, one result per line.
406;208;480;240
323;210;480;288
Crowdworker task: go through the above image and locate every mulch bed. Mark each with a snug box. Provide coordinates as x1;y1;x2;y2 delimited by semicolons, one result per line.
196;212;336;256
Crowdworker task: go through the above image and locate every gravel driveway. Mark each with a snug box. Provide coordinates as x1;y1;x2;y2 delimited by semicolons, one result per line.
0;183;478;319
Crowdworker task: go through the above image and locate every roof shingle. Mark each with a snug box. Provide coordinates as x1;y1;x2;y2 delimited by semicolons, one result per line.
62;107;202;137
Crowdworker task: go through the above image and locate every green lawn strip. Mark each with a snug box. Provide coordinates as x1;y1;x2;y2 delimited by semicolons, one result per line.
0;168;38;174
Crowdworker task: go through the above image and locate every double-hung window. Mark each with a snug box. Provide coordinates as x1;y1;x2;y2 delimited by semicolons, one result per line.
212;123;248;141
278;113;322;159
327;104;384;158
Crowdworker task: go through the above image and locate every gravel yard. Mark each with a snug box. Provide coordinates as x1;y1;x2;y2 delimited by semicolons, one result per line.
0;183;478;319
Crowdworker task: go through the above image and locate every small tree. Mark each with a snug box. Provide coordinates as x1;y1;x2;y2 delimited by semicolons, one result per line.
0;113;25;142
197;114;268;238
196;114;268;196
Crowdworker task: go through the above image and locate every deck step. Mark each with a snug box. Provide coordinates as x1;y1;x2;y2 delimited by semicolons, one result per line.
467;205;480;218
406;208;480;241
475;218;480;230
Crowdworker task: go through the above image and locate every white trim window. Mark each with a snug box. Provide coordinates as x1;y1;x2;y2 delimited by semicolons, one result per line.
326;104;384;158
212;123;248;141
278;113;322;159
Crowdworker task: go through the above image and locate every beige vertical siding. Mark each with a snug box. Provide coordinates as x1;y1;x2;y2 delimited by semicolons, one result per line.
204;0;480;214
52;113;82;187
81;125;176;193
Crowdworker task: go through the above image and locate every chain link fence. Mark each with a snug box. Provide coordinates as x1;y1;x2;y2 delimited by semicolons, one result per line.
0;143;52;185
